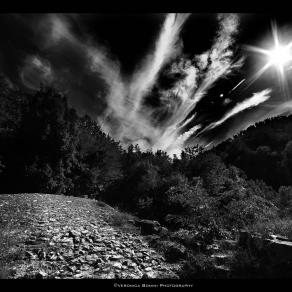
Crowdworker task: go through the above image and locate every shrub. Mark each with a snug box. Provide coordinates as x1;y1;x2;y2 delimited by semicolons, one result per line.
179;253;216;279
223;195;278;229
277;186;292;216
230;248;260;278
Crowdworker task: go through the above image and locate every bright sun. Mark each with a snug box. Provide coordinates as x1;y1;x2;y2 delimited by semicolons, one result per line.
267;43;292;71
246;23;292;79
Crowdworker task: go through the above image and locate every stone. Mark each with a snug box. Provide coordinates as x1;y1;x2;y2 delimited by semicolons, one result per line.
85;255;96;262
135;219;161;235
140;263;146;269
38;251;47;260
99;272;116;279
68;230;81;238
68;266;77;272
58;255;65;261
25;251;37;260
142;271;155;279
74;273;86;279
112;262;122;269
128;262;137;269
81;265;90;271
93;246;105;252
36;271;48;279
110;255;123;261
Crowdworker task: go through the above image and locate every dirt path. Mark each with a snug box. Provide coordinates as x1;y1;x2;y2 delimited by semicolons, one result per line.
0;193;181;279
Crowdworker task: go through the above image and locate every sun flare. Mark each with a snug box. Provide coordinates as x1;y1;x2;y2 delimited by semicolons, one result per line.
268;44;292;70
247;23;292;80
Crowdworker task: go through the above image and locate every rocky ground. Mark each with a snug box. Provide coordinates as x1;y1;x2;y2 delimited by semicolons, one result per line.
0;194;182;279
3;194;291;279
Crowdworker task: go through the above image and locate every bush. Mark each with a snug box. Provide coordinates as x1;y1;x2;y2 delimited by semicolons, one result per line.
179;253;216;279
230;248;261;278
277;186;292;216
222;195;278;229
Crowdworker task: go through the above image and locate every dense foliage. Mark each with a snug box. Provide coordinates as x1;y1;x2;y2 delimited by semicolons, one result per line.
215;115;292;190
1;74;292;241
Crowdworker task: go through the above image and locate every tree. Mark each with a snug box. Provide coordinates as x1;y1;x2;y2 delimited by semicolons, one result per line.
71;115;123;198
4;87;76;193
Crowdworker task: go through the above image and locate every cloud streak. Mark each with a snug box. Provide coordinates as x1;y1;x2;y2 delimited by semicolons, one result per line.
128;13;190;113
144;13;243;154
18;13;275;156
199;89;272;134
96;13;192;147
48;13;244;156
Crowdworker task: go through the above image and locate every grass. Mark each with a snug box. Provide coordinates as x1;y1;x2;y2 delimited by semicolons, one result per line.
179;252;216;279
106;207;140;234
0;227;26;279
94;200;107;208
0;195;32;279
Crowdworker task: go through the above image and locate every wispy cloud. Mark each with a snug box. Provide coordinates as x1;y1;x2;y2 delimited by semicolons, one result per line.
50;13;244;155
43;14;76;46
20;13;273;156
199;89;272;133
96;13;191;146
21;55;53;90
144;13;243;154
128;13;190;113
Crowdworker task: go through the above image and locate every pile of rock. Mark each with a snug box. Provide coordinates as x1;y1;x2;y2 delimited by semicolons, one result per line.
2;194;182;279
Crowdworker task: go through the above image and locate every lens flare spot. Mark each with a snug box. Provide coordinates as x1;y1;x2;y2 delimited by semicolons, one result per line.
267;44;292;71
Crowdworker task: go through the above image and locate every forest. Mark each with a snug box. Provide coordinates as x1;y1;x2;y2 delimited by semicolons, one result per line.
1;75;292;277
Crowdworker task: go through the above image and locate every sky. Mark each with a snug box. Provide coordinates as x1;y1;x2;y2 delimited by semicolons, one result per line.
1;13;292;156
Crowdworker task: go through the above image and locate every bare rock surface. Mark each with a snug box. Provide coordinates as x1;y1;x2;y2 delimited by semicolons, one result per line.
0;193;181;279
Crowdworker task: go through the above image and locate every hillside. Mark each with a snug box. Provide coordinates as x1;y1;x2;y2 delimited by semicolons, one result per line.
214;115;292;190
0;193;180;279
2;78;292;279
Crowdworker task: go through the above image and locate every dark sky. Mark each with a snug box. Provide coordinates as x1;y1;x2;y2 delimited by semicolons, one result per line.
1;13;292;153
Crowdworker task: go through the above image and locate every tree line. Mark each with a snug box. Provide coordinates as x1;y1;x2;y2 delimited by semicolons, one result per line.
1;75;292;237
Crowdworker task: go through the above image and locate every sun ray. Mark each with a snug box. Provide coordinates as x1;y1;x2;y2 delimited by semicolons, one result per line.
244;45;270;55
245;62;271;89
245;22;292;91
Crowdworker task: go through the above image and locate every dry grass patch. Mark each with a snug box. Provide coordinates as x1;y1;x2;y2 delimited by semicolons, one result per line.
107;208;140;234
0;227;26;278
